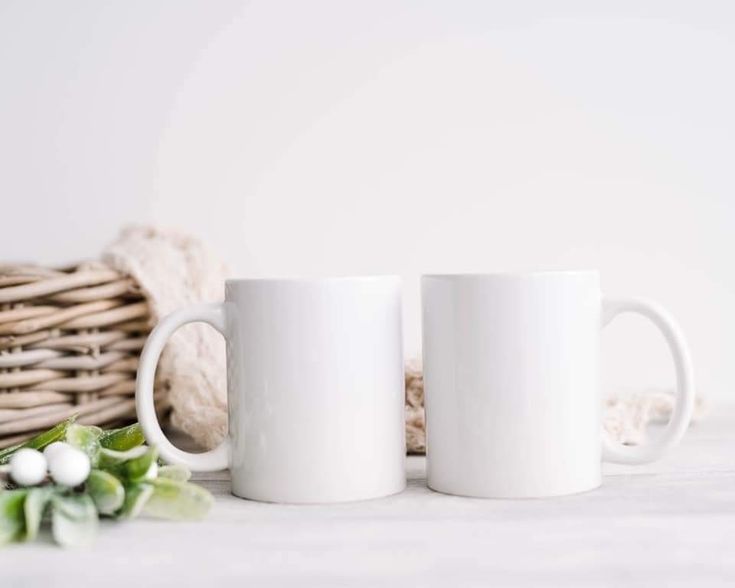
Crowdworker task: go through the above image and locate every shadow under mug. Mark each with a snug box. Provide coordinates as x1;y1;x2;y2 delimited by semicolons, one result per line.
136;277;406;504
422;271;695;498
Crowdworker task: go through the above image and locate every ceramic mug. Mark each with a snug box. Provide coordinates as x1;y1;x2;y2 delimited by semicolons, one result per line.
136;277;406;503
422;271;694;498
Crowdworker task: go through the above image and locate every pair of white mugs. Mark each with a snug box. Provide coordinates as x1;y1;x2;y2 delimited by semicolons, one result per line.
136;271;694;502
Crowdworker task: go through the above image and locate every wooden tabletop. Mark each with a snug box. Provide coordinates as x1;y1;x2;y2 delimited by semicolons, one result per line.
5;407;735;587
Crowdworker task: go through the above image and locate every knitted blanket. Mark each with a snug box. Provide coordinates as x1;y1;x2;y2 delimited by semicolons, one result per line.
103;226;229;449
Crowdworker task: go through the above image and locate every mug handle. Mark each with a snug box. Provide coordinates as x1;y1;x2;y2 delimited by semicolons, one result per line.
601;297;695;464
135;303;230;472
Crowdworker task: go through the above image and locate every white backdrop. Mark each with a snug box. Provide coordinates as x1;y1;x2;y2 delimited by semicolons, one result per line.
1;1;733;403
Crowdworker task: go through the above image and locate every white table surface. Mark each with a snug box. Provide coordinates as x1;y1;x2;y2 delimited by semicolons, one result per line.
5;407;735;587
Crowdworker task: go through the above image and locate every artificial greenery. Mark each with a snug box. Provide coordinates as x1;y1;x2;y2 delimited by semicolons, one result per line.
0;417;213;548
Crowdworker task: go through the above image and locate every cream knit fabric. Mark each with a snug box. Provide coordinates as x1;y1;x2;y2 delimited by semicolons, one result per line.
103;226;229;449
103;226;702;452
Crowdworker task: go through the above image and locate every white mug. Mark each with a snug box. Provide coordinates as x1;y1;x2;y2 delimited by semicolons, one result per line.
136;277;406;503
422;271;694;498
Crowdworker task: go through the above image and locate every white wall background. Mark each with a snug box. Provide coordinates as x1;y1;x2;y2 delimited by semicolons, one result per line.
1;1;733;403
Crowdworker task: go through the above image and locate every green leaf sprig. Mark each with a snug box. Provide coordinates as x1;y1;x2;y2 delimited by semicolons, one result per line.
0;419;213;548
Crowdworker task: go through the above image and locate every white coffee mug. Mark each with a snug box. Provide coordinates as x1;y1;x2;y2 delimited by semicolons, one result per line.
422;271;694;498
136;277;406;503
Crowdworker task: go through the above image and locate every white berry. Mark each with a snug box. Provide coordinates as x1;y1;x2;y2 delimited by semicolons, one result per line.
43;441;72;461
47;446;90;487
10;448;47;486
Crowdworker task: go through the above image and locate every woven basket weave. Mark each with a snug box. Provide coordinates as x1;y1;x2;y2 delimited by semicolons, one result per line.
0;262;168;448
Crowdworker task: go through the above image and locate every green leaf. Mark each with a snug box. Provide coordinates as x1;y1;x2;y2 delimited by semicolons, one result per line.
117;483;153;519
23;487;54;541
143;478;213;521
0;489;28;545
50;493;98;548
96;446;148;470
65;424;103;465
158;465;191;482
119;447;158;483
100;423;145;451
86;470;125;516
0;417;76;465
98;446;158;483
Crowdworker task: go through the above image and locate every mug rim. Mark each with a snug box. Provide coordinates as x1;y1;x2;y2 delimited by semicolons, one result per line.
226;275;401;284
422;270;599;280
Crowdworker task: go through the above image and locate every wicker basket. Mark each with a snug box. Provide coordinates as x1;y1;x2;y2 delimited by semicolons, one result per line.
0;262;168;448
